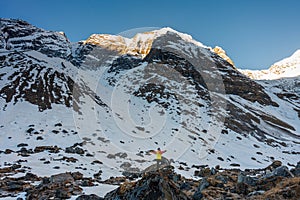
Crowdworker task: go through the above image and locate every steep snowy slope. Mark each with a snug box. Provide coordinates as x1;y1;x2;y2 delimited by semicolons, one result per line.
0;18;299;196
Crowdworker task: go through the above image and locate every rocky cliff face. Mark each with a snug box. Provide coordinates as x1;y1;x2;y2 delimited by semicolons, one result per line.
0;18;300;199
0;18;71;58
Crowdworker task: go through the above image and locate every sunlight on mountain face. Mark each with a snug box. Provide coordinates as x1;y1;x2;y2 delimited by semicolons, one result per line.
84;27;208;58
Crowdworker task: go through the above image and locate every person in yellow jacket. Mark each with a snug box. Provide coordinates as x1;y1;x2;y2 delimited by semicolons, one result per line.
151;148;167;171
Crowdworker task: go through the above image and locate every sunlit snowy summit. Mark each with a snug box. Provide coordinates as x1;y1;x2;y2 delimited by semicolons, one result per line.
240;50;300;80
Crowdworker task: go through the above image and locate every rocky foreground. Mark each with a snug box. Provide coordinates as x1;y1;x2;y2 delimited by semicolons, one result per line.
0;160;299;199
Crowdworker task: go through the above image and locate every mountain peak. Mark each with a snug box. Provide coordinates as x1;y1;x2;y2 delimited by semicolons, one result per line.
83;27;208;57
240;49;300;80
292;49;300;57
273;49;300;66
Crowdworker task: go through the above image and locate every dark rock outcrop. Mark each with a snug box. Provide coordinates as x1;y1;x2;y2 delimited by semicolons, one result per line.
0;18;71;58
105;167;191;200
103;162;300;200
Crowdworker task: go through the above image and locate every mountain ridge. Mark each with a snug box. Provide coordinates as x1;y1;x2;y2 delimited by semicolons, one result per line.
80;25;300;82
2;17;297;81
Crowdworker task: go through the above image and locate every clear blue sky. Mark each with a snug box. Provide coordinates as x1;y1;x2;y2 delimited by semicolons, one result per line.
1;0;300;70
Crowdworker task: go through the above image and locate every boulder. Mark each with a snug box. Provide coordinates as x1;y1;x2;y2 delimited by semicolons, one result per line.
50;172;74;183
198;178;210;192
210;167;217;175
272;166;291;177
65;146;85;154
267;160;282;170
237;172;258;186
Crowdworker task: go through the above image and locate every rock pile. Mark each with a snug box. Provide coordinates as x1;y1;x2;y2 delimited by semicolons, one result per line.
0;169;95;199
0;161;299;199
103;161;300;200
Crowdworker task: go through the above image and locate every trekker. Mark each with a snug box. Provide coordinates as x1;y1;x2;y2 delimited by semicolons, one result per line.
151;148;167;171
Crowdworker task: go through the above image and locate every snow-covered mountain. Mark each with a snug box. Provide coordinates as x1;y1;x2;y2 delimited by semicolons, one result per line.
0;18;300;198
240;50;300;80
